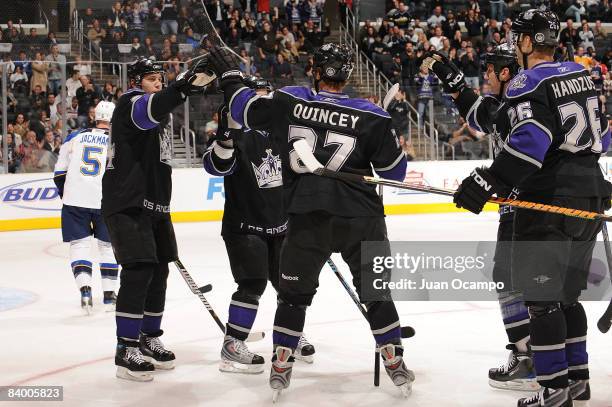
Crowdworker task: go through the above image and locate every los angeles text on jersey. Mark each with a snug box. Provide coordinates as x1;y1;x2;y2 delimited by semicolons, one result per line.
293;103;360;129
551;75;596;98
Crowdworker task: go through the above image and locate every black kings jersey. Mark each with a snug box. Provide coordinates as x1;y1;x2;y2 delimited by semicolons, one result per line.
490;61;611;198
203;114;287;236
227;86;406;217
102;86;184;217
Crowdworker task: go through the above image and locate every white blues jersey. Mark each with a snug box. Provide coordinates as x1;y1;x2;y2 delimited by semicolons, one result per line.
54;128;110;209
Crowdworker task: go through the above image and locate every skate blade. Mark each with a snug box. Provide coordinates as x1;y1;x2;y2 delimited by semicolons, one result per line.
104;303;116;312
399;382;412;398
116;366;154;382
142;356;175;370
294;353;314;364
81;305;93;316
272;389;282;403
488;378;540;391
573;401;590;407
219;359;264;374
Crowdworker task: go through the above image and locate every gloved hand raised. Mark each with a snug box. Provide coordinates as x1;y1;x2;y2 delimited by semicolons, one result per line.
421;51;466;94
174;58;216;96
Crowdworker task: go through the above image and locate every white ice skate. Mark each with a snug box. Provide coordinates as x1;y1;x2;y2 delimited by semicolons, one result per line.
219;335;265;374
294;335;315;364
270;346;294;403
380;343;415;398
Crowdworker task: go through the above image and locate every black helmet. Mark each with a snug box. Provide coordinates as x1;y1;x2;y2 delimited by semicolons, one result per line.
511;8;560;47
244;76;273;92
127;57;165;84
313;43;354;82
483;43;520;76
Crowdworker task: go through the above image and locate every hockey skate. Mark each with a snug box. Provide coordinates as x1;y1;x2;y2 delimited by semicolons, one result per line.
219;335;265;374
80;286;92;315
569;379;590;402
380;343;415;398
294;335;315;364
270;346;294;403
518;387;573;407
103;291;116;312
489;344;539;391
139;330;175;370
115;337;155;382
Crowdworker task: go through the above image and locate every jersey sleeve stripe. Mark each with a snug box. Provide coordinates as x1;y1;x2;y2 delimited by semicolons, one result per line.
602;124;611;153
147;93;160;125
130;94;157;131
465;96;483;133
374;151;405;172
376;154;408;182
203;147;237;176
502;144;543;168
228;86;253;127
507;121;552;164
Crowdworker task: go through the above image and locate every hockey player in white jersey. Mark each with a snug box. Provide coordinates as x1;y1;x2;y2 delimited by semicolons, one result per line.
54;101;118;314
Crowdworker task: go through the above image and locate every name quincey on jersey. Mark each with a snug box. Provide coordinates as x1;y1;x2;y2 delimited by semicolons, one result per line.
551;76;596;98
293;103;360;129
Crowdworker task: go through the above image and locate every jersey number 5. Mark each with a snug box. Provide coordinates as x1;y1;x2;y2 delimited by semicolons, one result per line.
81;146;103;176
288;125;356;173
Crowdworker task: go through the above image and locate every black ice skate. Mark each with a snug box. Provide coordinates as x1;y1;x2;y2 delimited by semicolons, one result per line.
80;286;92;315
380;343;415;398
518;387;573;407
569;379;590;401
489;344;539;391
219;335;265;374
139;330;175;370
270;346;294;403
294;335;315;364
103;291;116;313
115;337;155;382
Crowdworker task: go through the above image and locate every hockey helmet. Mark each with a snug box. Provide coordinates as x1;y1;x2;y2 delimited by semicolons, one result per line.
127;57;165;85
95;101;115;122
483;43;520;77
244;76;273;92
511;8;560;48
313;43;355;83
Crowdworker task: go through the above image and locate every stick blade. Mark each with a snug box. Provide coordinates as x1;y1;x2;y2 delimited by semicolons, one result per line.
292;139;324;173
401;326;416;338
246;331;266;342
199;284;212;294
382;83;400;110
597;310;612;333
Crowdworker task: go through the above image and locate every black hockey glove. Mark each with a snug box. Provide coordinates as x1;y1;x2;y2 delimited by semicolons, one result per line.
53;173;65;199
208;46;243;88
421;51;466;94
173;58;216;96
453;167;500;214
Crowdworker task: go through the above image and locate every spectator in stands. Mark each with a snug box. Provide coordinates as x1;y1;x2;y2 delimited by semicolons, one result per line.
280;25;300;63
41;130;56;154
575;46;595;69
45;32;59;49
126;2;148;44
26;28;43;50
82;7;96;28
30;52;48;94
484;19;500;45
73;55;91;77
114;88;123;103
87;19;107;47
565;0;586;23
429;26;445;51
205;111;219;142
388;89;410;139
579;21;595;50
415;64;437;130
206;0;228;32
442;11;460;39
159;0;179;35
460;47;480;89
130;36;146;57
239;48;257;76
388;2;411;30
184;27;200;49
361;26;377;54
142;36;159;60
427;6;446;27
591;56;607;94
165;57;182;83
560;18;580;48
46;45;66;96
160;38;174;61
81;106;96;129
110;1;123;28
1;132;20;173
303;0;324;27
3;20;18;39
400;42;419;92
102;82;115;102
465;9;484;47
14;50;31;80
66;96;79;129
274;53;293;79
66;68;82;98
10;66;28;92
76;76;99;128
6;24;25;44
257;21;278;75
286;0;303;27
46;93;59;124
17;130;38;172
13;114;28;139
303;19;330;52
593;20;607;39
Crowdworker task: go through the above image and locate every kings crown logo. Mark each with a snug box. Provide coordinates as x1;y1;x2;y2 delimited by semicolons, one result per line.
251;149;282;189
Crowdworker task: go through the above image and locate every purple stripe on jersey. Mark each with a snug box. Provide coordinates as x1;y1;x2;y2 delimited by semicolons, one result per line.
228;304;258;330
273;329;300;349
116;315;143;340
602;128;611;153
131;93;158;130
230;87;256;127
279;85;315;100
203;150;237;176
508;123;552;163
506;62;585;98
141;314;162;335
376;156;407;182
532;348;568;376
566;340;588;367
373;326;401;346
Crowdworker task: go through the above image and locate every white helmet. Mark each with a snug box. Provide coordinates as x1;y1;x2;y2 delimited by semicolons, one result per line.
95;101;115;123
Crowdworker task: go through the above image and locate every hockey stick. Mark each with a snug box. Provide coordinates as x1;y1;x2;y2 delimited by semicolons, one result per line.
597;223;612;333
382;83;400;111
293;139;612;222
174;260;265;341
327;255;415;385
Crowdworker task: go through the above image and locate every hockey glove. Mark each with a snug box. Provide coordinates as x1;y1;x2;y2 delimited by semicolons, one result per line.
174;58;216;96
421;51;466;94
453;167;500;214
208;46;243;88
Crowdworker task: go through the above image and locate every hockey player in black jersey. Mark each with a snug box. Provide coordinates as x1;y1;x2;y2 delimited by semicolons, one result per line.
102;57;212;382
203;77;315;374
450;9;611;407
423;44;538;391
207;43;413;401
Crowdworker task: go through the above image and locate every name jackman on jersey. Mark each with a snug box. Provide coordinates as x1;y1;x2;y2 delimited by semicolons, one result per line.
293;103;360;129
550;76;596;98
79;134;108;145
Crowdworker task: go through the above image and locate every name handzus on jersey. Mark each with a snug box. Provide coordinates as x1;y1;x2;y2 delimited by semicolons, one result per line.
251;149;282;189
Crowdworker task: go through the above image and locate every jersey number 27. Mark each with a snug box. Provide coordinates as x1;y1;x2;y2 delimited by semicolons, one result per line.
288;125;356;173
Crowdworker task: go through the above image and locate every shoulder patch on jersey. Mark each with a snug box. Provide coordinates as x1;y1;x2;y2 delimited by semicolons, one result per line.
506;62;587;99
64;128;86;143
